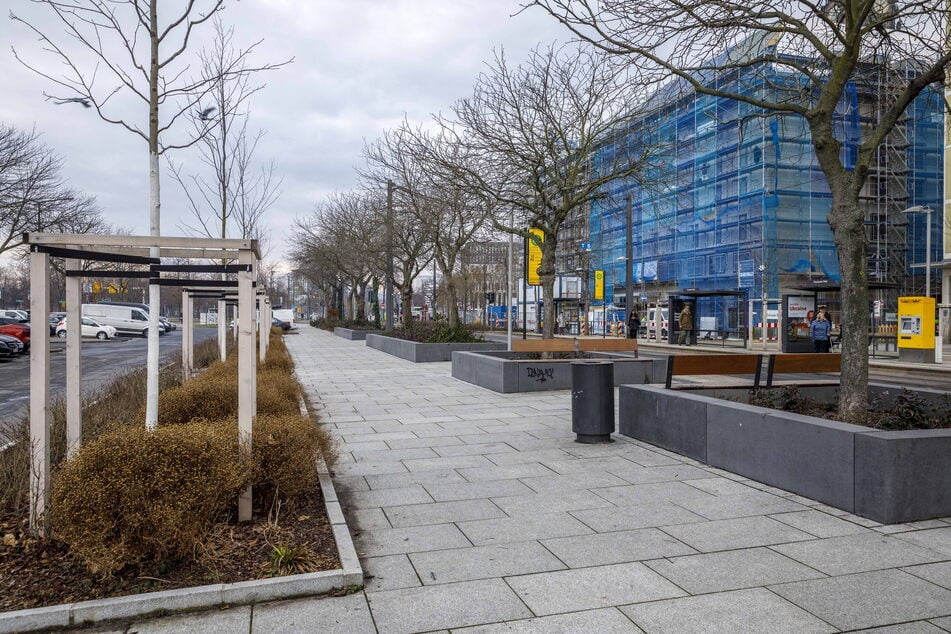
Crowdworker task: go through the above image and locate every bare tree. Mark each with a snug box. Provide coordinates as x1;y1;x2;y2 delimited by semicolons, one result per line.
12;0;279;428
0;124;104;255
170;18;289;254
432;44;655;338
363;122;489;326
530;0;951;420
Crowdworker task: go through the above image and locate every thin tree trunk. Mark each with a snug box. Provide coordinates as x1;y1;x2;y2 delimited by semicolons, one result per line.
145;2;161;430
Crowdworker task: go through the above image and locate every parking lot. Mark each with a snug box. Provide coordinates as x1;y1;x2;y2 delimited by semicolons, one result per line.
0;327;219;425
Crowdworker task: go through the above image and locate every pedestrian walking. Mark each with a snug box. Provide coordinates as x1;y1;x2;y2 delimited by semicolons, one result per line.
810;311;832;353
627;310;641;339
677;305;694;345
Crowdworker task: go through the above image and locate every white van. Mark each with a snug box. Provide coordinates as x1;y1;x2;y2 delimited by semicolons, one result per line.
82;303;155;337
647;306;669;340
272;309;296;330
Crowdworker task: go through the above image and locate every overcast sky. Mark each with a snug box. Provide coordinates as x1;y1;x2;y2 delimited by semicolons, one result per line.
0;0;567;265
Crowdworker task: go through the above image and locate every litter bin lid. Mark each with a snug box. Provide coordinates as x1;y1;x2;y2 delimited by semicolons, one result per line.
570;360;614;366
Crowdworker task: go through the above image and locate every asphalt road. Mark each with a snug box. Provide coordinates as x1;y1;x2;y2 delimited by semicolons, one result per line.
0;327;219;426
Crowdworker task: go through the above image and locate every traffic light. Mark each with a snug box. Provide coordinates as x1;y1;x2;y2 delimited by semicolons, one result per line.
485;292;496;304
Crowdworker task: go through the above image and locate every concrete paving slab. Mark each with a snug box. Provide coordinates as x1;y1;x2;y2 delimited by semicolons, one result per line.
409;541;566;585
453;607;642;633
518;471;630;493
771;533;946;576
423;478;533;502
768;509;871;538
348;508;392;531
904;562;951;590
128;606;252;633
344;485;434;510
506;561;686;616
363;554;421;592
661;515;815;552
458;512;595;546
490;489;615;516
384;499;506;527
620;587;836;634
644;546;826;594
604;463;714;485
593;481;718;508
366;578;532;634
251;593;374;634
675;490;809;520
334;460;410;477
401;455;495;472
541;527;697;567
355;523;471;557
384;436;465;450
364;469;467;490
570;500;707;532
896;528;951;557
432;442;516;457
457;463;558;482
930;616;951;630
771;569;951;631
351;447;440;463
679;477;761;496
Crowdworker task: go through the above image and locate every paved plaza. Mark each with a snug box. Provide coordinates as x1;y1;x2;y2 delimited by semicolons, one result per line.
78;326;951;633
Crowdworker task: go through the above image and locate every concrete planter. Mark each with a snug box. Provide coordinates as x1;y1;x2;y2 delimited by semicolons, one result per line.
333;327;382;341
365;334;505;363
618;383;951;524
452;350;664;393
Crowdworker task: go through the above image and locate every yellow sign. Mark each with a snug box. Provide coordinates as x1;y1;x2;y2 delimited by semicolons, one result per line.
527;228;543;286
92;282;102;293
897;296;935;349
594;270;604;300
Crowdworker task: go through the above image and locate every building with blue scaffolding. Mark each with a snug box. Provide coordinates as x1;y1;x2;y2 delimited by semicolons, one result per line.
569;36;945;342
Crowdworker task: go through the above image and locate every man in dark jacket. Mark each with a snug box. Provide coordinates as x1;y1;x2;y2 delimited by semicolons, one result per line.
677;305;694;345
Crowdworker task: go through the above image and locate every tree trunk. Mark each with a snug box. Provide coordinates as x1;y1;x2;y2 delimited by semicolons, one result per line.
829;198;870;423
539;236;557;339
145;2;161;431
356;281;367;321
401;288;413;327
444;277;460;326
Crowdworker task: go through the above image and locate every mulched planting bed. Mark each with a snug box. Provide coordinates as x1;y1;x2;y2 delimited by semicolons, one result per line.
0;491;339;613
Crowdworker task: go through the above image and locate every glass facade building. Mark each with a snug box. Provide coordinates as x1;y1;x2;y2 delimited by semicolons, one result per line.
586;46;944;331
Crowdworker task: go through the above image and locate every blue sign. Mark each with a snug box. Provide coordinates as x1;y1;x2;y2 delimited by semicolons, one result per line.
580;242;591;250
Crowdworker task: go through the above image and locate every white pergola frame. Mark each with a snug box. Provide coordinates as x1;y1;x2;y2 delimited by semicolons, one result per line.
27;233;261;534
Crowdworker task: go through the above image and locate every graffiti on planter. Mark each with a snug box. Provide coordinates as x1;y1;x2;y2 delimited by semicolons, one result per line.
526;366;555;383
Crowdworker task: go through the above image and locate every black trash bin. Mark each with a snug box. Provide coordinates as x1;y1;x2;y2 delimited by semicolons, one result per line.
571;360;614;443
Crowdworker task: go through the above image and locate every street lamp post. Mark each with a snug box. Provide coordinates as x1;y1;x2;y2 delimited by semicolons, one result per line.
385;180;395;330
901;206;933;297
625;194;633;325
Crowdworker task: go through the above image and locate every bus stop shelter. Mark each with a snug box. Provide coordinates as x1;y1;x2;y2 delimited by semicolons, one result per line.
669;289;749;348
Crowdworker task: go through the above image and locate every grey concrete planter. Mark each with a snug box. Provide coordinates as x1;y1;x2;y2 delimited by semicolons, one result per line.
365;334;504;362
618;383;951;524
333;327;382;341
452;350;665;393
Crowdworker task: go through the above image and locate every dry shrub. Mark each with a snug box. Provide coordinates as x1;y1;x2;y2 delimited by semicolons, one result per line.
262;331;294;373
252;414;321;507
51;422;250;575
153;360;239;425
256;368;301;417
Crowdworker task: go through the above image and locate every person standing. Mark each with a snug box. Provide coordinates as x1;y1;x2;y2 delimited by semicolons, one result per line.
810;311;832;353
627;310;641;339
677;304;694;345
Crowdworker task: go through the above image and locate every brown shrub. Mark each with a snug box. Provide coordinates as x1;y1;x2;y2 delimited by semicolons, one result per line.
262;331;294;373
252;414;321;507
256;368;301;417
153;361;239;425
51;422;250;575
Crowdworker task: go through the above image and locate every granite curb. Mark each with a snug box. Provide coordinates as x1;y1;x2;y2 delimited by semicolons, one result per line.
0;439;363;634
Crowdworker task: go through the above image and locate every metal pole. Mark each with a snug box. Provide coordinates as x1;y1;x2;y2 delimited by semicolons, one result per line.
385;180;394;329
926;209;932;298
522;235;527;339
433;256;437;319
625;193;633;326
507;225;513;350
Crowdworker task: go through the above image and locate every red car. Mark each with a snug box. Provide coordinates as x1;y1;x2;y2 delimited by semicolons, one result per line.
0;317;30;350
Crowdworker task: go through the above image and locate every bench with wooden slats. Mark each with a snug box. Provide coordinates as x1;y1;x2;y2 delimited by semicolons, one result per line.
510;338;638;356
765;353;841;388
665;353;763;389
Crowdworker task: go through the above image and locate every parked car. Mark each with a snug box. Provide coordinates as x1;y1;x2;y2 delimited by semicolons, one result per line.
49;312;66;335
55;317;118;340
272;316;291;331
158;316;174;333
0;339;16;360
0;310;28;322
0;334;24;356
0;317;30;350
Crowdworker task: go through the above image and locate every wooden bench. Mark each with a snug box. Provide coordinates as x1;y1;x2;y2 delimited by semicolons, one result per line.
665;353;763;389
765;353;841;388
511;338;638;356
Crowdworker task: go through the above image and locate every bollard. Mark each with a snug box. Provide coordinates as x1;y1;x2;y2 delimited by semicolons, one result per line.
571;361;614;443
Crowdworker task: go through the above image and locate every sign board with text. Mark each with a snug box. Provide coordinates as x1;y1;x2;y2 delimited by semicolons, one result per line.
527;228;543;286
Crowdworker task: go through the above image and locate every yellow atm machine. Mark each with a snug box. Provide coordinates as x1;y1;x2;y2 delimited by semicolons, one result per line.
897;296;937;363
